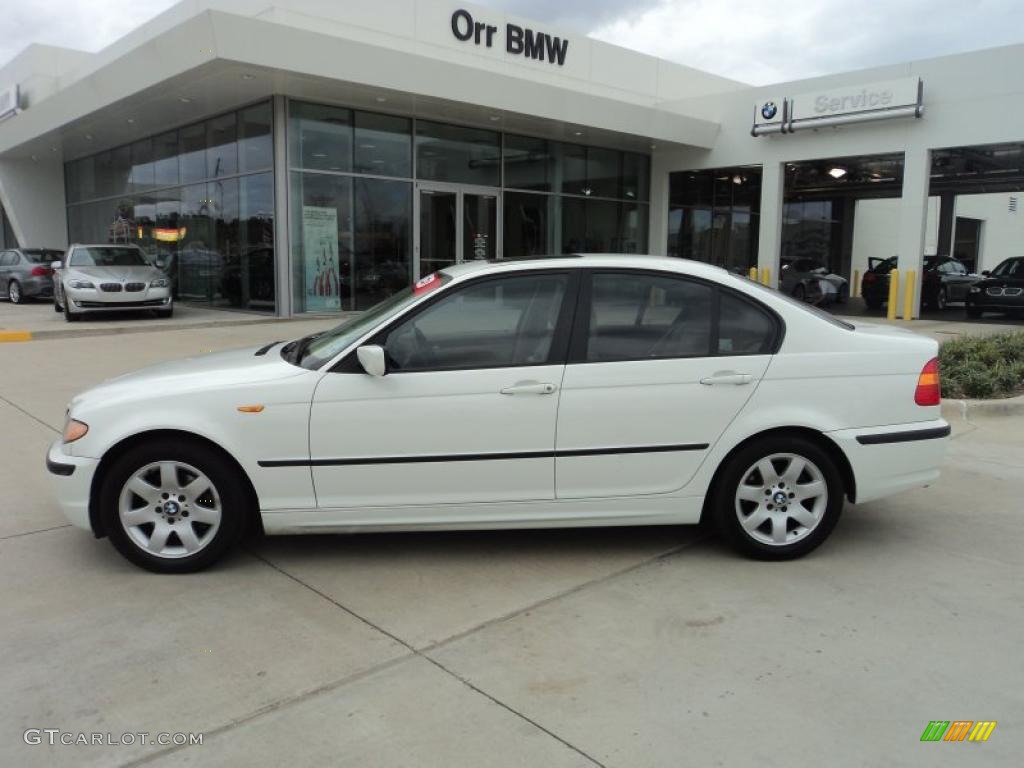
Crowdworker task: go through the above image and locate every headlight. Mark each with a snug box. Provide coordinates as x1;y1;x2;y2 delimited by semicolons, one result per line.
63;417;89;443
968;286;981;293
150;278;170;288
68;279;94;289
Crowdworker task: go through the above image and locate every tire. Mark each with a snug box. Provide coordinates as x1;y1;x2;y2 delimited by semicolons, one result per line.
966;305;982;319
9;280;23;304
935;288;947;311
863;296;883;310
711;435;844;560
792;284;806;302
156;306;174;319
64;303;80;322
98;438;250;573
54;298;62;312
837;284;849;304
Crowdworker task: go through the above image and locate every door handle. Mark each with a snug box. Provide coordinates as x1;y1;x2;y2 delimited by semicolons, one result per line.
500;381;558;395
700;372;754;386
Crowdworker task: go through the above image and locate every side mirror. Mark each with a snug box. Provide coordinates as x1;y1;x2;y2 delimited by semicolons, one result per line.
981;270;990;277
51;261;62;270
356;345;387;377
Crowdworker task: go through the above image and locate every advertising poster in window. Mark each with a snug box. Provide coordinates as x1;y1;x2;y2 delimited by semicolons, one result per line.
302;206;341;311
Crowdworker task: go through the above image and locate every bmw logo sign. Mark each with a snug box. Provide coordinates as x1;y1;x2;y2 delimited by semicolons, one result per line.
761;101;778;120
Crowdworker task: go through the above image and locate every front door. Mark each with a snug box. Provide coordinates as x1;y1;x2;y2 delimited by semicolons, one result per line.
309;270;576;512
416;184;499;278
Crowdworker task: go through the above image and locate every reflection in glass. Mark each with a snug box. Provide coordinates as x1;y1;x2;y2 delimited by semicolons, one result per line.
238;103;273;173
463;193;497;262
353;178;411;310
587;147;620;199
290;171;353;313
416;120;499;186
290;102;352;172
418;189;457;277
503;135;552;192
354;112;411;178
207;113;238;178
153;131;179;188
179;123;207;185
129;139;154;193
236;173;276;311
504;191;555;257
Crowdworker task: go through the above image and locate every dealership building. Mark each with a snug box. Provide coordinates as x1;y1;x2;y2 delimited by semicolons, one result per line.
2;0;1024;317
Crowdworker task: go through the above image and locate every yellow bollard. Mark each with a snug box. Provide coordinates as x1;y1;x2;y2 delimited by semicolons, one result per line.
748;266;758;281
852;269;860;298
886;268;900;321
760;267;771;286
902;270;916;320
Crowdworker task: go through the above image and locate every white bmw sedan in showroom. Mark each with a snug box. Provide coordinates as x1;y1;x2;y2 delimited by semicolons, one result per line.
46;256;950;573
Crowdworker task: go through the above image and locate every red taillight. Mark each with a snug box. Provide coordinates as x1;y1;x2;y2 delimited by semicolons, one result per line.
915;357;941;406
30;266;52;276
862;271;877;285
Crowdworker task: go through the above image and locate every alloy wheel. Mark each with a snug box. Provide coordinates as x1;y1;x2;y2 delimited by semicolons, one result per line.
9;281;21;303
118;461;222;558
734;453;828;546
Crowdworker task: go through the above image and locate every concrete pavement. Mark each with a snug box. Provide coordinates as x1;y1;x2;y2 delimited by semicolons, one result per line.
1;315;1021;767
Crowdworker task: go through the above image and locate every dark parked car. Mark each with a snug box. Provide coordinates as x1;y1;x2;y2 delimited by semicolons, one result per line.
0;248;63;303
219;247;275;308
861;255;978;310
966;257;1024;318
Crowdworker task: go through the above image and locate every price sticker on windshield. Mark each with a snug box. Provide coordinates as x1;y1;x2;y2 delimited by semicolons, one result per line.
413;272;443;296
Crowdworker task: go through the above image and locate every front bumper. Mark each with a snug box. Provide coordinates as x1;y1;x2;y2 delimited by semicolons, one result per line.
46;440;99;532
65;285;171;311
966;291;1024;311
827;419;950;504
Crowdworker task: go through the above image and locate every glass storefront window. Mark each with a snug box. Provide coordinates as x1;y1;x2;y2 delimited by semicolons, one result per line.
354;112;411;178
504;191;555;258
622;152;649;202
560;143;588;196
290;102;352;172
179;123;207;185
587;147;621;199
129;139;154;193
237;173;275;311
504;135;552;192
238;103;273;173
207;113;238;178
353;178;411;310
153;131;179;188
416;120;500;186
290;170;353;313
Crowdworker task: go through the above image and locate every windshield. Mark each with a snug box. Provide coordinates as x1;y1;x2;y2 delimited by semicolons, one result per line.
69;247;148;267
24;249;64;263
289;275;451;369
991;258;1022;277
729;273;854;330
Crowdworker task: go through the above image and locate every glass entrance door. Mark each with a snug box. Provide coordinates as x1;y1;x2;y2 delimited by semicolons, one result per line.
416;185;500;277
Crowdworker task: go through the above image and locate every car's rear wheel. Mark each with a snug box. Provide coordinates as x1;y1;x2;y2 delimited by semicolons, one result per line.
712;436;843;560
99;439;249;573
9;280;23;304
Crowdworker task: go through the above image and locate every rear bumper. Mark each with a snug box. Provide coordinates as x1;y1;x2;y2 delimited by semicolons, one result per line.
21;276;54;297
827;419;949;504
46;440;99;532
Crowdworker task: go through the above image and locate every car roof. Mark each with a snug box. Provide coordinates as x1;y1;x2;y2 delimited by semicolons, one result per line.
440;254;731;282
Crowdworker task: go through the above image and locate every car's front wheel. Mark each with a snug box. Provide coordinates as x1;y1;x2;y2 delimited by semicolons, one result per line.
712;436;843;560
9;280;23;304
98;439;249;573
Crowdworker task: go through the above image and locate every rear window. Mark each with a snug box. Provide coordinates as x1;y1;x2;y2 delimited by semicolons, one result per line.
730;274;853;331
23;249;63;264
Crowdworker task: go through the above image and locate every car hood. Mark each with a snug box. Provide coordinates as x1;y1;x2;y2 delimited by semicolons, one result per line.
69;343;309;412
66;265;164;282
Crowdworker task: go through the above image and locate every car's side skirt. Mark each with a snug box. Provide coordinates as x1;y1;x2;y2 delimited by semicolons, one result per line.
259;494;705;535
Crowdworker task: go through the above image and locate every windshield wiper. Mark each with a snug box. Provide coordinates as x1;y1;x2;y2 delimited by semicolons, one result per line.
283;332;324;365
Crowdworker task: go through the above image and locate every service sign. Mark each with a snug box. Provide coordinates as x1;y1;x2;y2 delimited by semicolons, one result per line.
789;77;920;122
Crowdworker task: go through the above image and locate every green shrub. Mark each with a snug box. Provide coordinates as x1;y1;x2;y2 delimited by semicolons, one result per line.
939;331;1024;399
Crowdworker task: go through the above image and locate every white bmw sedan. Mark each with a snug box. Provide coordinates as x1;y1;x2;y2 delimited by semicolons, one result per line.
47;256;950;572
53;244;173;321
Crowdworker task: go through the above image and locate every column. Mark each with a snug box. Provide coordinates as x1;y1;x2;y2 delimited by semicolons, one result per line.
897;147;931;319
757;160;784;288
272;95;291;317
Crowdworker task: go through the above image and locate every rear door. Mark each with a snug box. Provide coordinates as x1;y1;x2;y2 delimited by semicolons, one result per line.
0;251;13;293
554;270;779;499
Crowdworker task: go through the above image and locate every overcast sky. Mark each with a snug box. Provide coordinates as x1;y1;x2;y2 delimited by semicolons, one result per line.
3;0;1024;85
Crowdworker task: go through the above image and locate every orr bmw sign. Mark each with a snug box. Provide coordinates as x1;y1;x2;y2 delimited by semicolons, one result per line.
450;8;569;66
752;77;923;136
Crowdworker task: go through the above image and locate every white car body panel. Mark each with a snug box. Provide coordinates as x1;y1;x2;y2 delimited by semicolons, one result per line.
47;255;948;541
